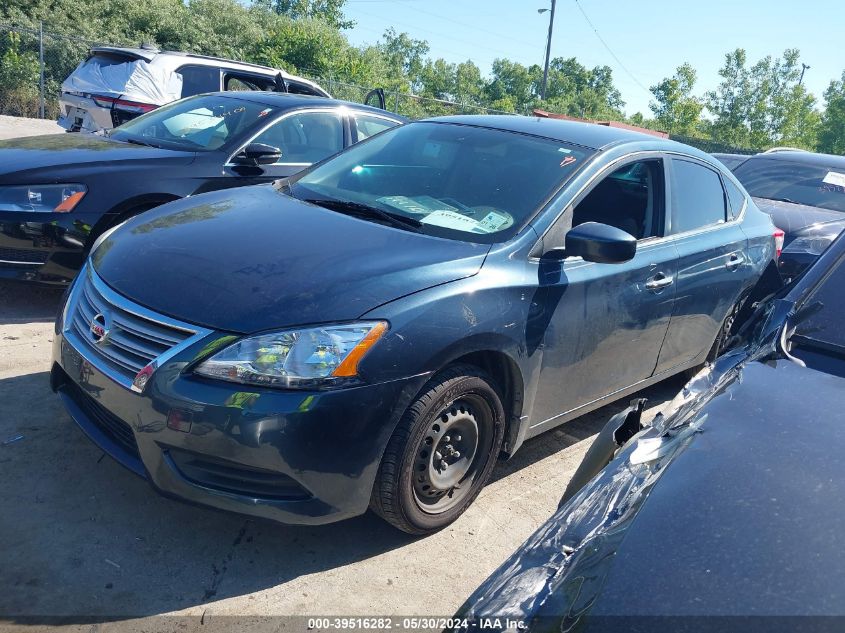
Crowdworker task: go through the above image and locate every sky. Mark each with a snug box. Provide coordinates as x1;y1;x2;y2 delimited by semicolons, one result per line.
341;0;844;116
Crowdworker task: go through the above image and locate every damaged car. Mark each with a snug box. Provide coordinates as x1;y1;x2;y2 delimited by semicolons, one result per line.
52;116;778;534
58;46;331;133
457;229;845;629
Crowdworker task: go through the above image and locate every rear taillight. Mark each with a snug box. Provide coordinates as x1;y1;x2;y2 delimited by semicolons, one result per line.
113;99;157;114
92;95;116;108
91;94;156;114
774;228;785;259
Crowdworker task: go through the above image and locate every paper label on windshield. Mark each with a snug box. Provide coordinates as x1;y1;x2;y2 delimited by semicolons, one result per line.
420;210;486;233
377;195;457;215
822;171;845;188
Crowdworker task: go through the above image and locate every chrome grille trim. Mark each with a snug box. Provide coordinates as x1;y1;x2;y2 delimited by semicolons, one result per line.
63;265;213;391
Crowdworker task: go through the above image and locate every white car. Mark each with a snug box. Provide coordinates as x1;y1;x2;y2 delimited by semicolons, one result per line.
58;46;331;133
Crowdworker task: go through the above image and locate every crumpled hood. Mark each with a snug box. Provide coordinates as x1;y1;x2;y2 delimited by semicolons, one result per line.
92;185;490;333
753;196;844;238
461;357;845;624
0;134;194;182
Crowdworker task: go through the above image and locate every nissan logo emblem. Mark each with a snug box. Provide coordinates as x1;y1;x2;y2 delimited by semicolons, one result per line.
89;313;110;344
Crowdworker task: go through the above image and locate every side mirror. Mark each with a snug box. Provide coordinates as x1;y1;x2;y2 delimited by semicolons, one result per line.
555;221;637;263
232;143;281;167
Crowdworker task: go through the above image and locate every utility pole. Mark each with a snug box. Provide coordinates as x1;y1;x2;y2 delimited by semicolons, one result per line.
539;0;557;100
39;21;45;119
799;63;811;86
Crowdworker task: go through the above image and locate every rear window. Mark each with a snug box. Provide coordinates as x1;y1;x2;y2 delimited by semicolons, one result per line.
733;158;845;213
64;52;182;103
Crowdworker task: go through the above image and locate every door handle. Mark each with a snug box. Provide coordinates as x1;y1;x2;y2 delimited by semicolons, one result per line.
726;253;744;270
645;273;674;291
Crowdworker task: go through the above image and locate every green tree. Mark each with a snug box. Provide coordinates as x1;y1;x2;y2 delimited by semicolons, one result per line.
256;0;353;29
649;63;702;135
818;72;845;155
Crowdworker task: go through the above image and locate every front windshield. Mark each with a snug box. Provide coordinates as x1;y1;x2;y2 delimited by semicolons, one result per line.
733;157;845;213
290;121;593;243
110;94;276;151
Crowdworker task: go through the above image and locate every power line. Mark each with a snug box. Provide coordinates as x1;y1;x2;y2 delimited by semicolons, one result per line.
572;0;651;95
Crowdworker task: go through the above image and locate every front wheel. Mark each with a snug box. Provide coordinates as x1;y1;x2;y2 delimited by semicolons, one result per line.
370;364;505;535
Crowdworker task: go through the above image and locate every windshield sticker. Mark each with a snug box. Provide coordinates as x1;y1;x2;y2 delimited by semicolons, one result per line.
477;210;512;232
558;148;572;154
258;108;272;118
560;155;577;167
823;171;845;188
420;210;489;233
377;195;458;215
422;142;442;158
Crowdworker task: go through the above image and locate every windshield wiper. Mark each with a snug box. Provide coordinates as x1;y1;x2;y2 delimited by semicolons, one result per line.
304;198;424;233
122;136;162;149
762;196;801;205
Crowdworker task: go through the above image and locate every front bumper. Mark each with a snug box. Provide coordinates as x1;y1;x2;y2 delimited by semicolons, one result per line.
0;211;99;284
51;314;428;526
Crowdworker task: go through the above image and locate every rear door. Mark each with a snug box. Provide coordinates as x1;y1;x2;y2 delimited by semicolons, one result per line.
653;157;749;373
529;156;679;428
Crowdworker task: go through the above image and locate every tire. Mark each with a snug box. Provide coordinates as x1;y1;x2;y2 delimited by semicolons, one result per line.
683;300;742;381
370;364;506;535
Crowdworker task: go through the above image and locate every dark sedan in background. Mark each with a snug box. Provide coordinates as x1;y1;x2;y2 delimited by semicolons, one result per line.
458;230;845;631
52;116;777;534
725;149;845;279
0;92;404;283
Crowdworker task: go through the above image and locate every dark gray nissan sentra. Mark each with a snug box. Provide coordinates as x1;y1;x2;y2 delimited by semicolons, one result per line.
51;116;778;534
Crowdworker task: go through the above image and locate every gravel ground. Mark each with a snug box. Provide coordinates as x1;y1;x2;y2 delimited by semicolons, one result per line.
0;114;686;631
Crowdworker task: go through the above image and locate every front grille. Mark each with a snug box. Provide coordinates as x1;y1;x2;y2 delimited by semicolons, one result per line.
0;246;49;265
64;267;210;390
168;448;311;501
62;378;140;459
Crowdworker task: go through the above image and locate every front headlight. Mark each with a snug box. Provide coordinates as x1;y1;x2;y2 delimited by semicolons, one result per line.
0;184;87;213
782;235;835;257
194;321;388;388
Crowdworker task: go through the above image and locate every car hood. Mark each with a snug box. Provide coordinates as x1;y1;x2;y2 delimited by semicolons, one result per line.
460;357;845;624
91;186;490;333
0;134;194;182
753;196;844;238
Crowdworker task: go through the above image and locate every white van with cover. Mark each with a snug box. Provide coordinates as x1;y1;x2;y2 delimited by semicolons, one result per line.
59;46;331;133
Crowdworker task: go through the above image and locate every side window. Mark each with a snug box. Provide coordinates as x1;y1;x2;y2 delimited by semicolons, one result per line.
354;114;399;141
670;159;727;233
570;159;665;240
177;66;221;98
724;177;747;220
250;111;344;164
224;73;271;92
285;81;324;96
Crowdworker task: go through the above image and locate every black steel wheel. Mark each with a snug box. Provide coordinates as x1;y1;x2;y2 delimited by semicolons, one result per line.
370;364;505;535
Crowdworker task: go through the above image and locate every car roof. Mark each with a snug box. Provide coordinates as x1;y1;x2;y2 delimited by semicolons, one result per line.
743;149;845;169
423;115;691;152
202;91;407;120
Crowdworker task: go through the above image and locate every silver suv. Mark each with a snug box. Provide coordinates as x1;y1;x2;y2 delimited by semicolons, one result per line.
59;46;330;133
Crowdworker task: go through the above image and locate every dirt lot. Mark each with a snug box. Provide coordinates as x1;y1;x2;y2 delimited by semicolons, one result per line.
0;115;62;140
0;115;685;630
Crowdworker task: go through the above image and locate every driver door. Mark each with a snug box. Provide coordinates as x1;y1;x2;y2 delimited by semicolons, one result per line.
528;157;679;429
